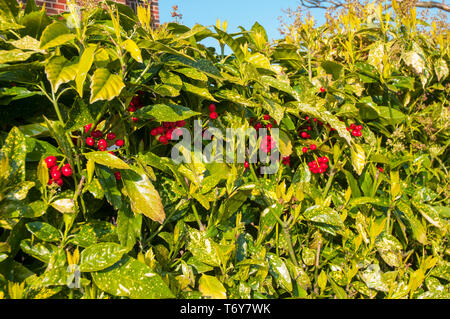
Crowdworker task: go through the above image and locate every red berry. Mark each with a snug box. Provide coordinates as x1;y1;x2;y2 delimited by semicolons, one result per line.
91;130;102;138
310;144;317;151
131;117;139;123
320;87;325;93
165;129;174;140
312;167;320;174
109;151;115;155
115;139;124;147
45;156;57;168
98;139;107;150
320;163;328;170
176;120;186;127
305;116;309;121
309;161;318;168
300;132;308;139
313;118;317;122
128;105;137;113
322;156;329;163
318;168;325;174
86;137;94;146
55;178;63;186
254;123;263;130
307;126;312;131
84;123;93;134
263;114;270;121
114;171;121;180
302;147;308;154
350;123;356;130
356;125;363;131
209;112;218;120
47;178;53;185
163;122;171;128
131;96;142;107
244;161;250;169
151;128;158;136
352;130;362;137
51;168;61;180
107;132;116;140
159;136;168;144
282;156;291;166
266;123;273;129
61;165;72;177
378;167;384;173
156;126;164;135
209;104;216;112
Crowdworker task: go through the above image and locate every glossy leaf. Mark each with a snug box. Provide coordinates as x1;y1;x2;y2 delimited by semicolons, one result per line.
92;255;174;299
122;169;165;224
26;222;61;242
80;243;127;272
89;68;125;104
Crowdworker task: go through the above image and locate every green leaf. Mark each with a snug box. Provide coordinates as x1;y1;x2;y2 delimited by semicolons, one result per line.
186;227;221;267
89;68;125;103
92;255;174;298
173;67;208;82
26;222;61;242
198;274;227;299
19;11;51;39
434;58;448;82
267;253;293;292
84;151;130;170
303;206;344;236
39;22;76;50
79;243;127;272
122;169;165;224
321;61;344;80
182;82;217;101
65;98;95;133
0;49;34;64
117;203;142;251
397;201;427;245
375;232;403;267
76;45;96;97
351;144;366;175
20;239;55;263
134;104;200;122
0;127;26;186
45;55;78;92
96;165;123;210
213;27;245;62
257;204;283;244
5;181;35;201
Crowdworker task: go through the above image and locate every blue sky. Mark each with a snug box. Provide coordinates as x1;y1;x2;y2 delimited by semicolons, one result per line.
158;0;326;50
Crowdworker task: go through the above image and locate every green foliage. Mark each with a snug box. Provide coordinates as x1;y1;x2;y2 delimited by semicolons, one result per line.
0;1;448;300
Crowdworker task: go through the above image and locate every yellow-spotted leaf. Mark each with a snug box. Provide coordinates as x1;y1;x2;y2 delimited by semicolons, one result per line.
351;144;366;175
122;169;165;224
84;152;130;170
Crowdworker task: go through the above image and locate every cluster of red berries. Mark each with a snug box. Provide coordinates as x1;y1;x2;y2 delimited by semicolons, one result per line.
347;123;363;137
151;121;185;145
308;156;329;174
208;104;218;120
44;156;72;186
302;143;317;154
298;116;324;139
84;124;124;151
250;114;277;130
281;156;291;166
128;93;144;123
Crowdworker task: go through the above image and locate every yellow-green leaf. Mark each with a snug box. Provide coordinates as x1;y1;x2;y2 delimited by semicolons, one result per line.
76;45;96;97
122;39;143;63
90;68;125;104
39;22;76;50
45;55;78;92
198;274;227;299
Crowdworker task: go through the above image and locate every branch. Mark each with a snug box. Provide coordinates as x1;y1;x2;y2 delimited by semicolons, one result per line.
415;1;450;12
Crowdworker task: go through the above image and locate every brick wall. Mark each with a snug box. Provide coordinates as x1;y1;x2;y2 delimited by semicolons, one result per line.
18;0;159;26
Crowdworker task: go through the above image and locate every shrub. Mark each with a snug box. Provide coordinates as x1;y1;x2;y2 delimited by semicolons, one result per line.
0;0;448;299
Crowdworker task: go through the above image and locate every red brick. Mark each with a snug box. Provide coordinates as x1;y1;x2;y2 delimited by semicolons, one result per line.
53;4;65;10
